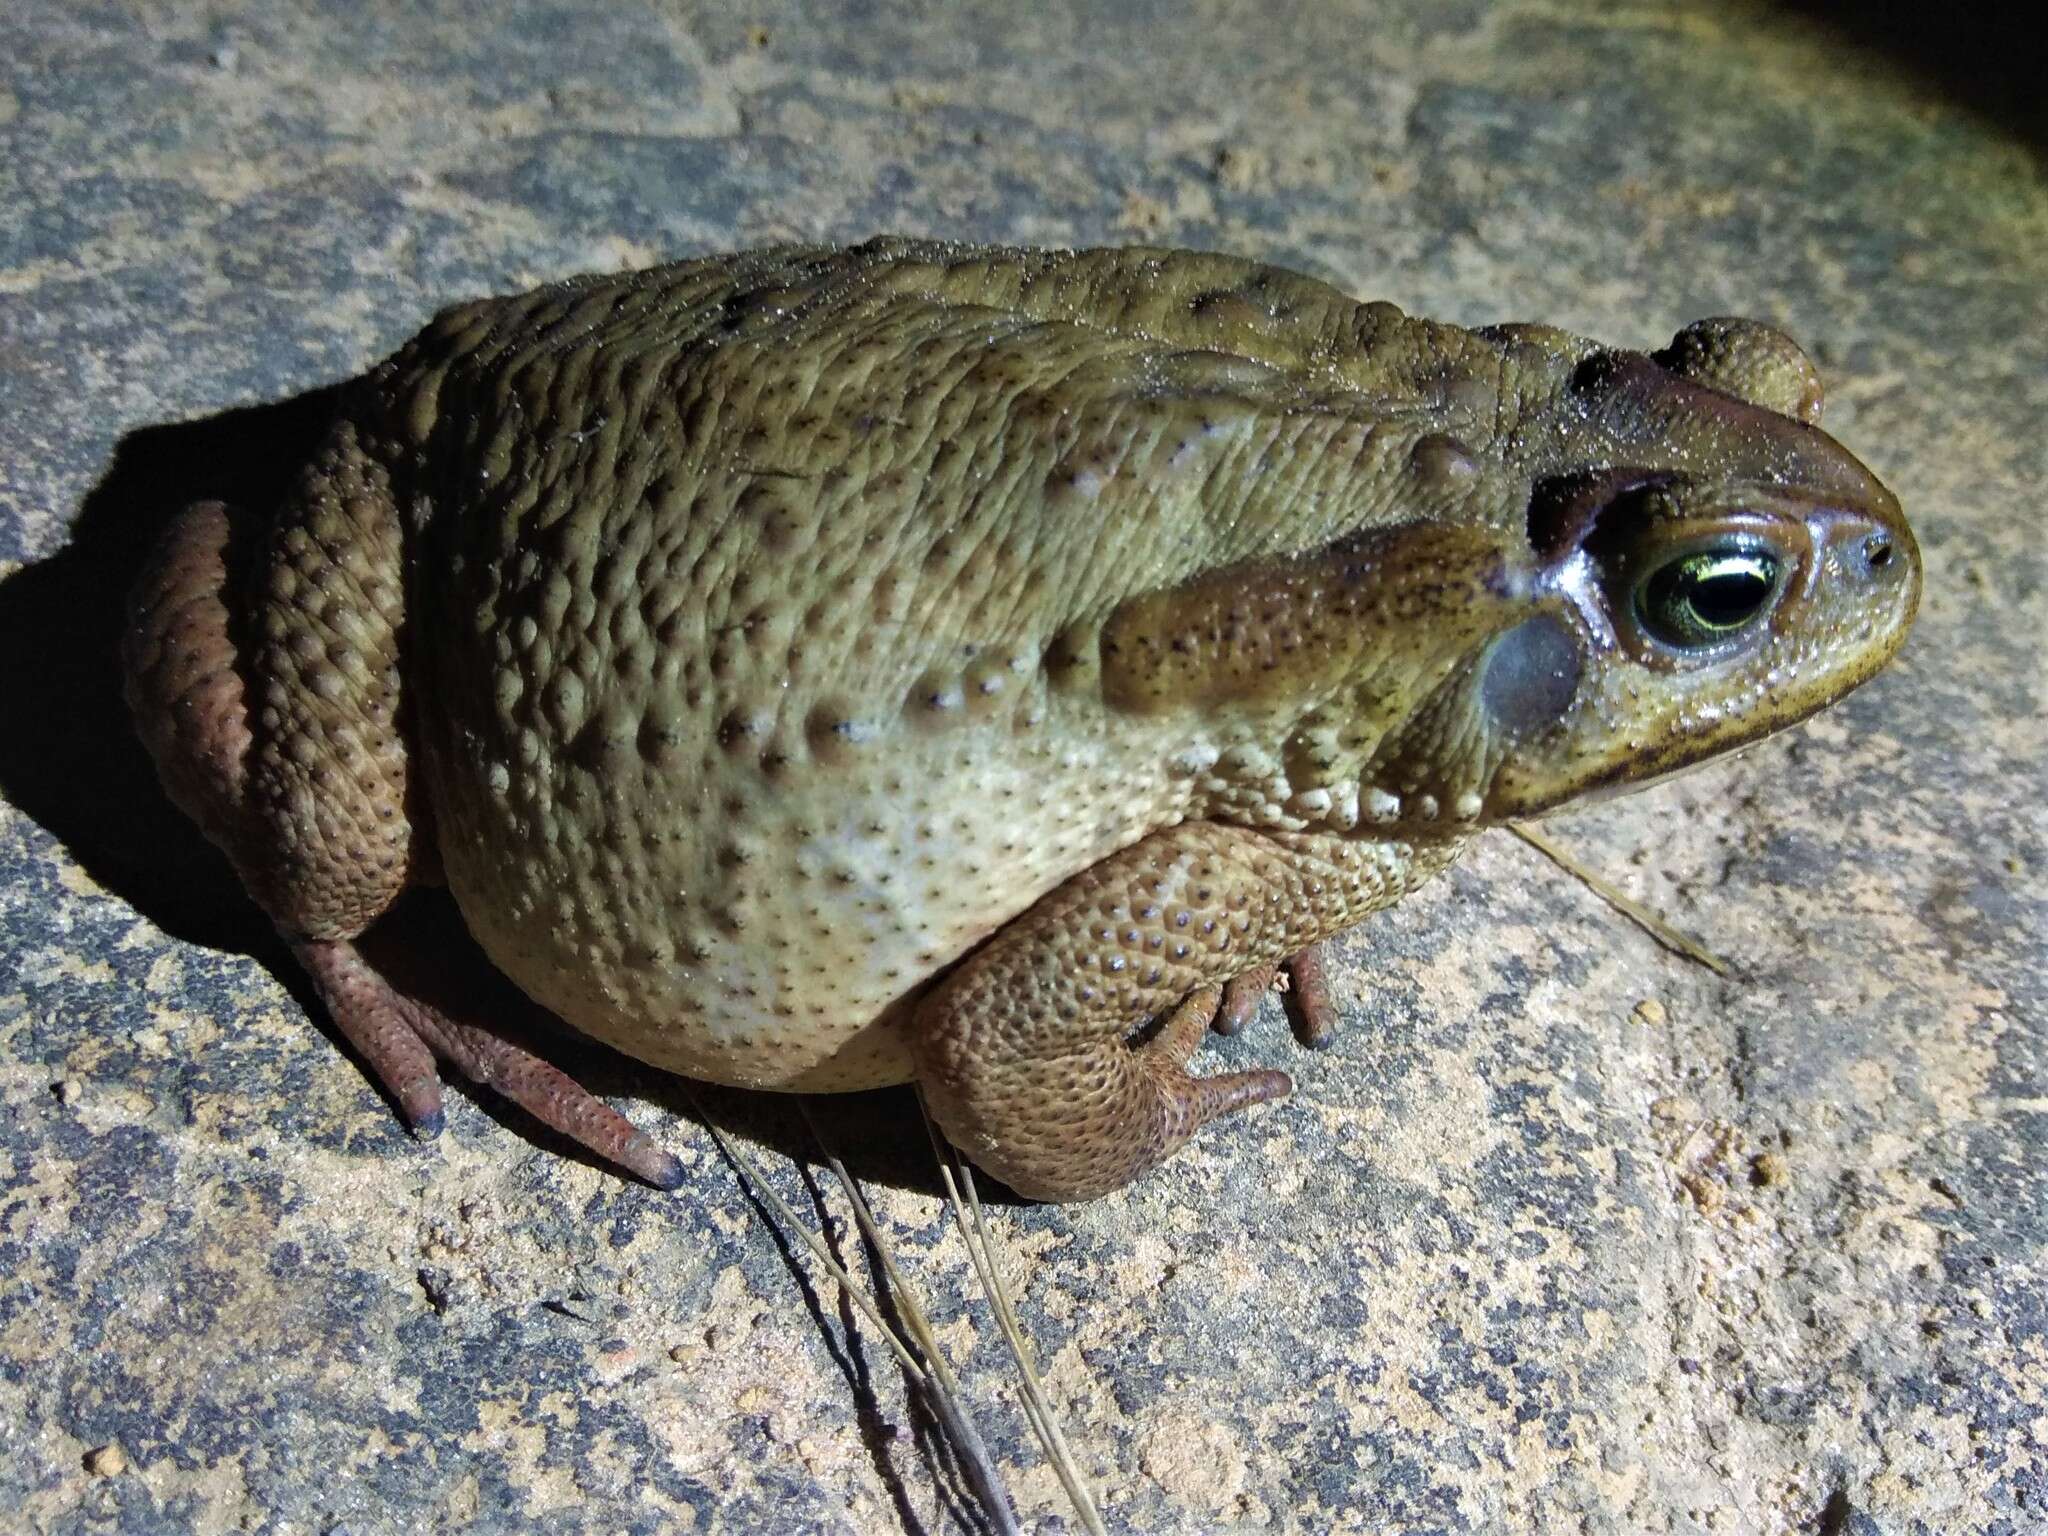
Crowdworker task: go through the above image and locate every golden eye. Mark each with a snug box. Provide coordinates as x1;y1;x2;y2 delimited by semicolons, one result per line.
1634;548;1782;649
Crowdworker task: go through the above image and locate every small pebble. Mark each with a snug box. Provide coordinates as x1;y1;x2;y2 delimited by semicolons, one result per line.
84;1443;126;1477
1632;997;1667;1027
1650;1094;1698;1123
1750;1151;1790;1189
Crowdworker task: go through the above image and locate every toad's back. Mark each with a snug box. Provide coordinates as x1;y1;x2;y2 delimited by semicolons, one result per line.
373;240;1488;1089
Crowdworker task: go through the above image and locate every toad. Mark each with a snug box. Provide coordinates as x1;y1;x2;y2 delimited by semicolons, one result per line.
124;239;1919;1200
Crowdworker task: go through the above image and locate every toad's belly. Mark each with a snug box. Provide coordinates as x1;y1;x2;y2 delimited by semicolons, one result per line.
431;730;1187;1093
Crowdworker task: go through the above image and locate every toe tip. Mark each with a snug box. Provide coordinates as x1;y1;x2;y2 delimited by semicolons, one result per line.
625;1137;687;1191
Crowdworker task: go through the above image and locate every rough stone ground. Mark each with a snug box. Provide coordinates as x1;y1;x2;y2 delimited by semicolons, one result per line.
2;3;2042;1532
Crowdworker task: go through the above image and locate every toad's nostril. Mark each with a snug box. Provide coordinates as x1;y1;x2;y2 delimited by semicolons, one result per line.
1865;533;1894;571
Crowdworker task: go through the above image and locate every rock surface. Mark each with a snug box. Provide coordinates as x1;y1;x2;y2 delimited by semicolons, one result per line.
1;3;2041;1532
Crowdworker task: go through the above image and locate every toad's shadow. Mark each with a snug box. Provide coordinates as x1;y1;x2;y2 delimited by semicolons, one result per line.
0;391;989;1205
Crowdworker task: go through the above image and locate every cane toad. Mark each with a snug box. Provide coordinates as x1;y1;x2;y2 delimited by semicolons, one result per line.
123;239;1919;1200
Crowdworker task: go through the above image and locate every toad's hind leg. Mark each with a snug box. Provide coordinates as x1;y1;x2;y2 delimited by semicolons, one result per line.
913;822;1451;1202
122;434;679;1187
292;937;682;1187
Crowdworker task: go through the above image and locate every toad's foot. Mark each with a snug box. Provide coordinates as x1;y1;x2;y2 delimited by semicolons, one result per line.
1211;940;1341;1048
293;937;684;1190
915;822;1455;1201
1144;983;1295;1149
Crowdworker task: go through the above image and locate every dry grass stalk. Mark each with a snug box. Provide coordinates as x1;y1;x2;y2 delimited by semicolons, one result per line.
920;1093;1110;1536
696;1108;1023;1536
1509;822;1732;976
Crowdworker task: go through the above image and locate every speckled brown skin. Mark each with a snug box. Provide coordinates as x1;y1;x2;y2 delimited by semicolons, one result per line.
123;238;1920;1201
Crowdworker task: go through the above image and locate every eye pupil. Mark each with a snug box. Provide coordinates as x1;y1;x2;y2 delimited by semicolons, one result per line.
1636;548;1781;648
1686;559;1773;626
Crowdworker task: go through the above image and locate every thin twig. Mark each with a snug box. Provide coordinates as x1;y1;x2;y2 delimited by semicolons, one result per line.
928;1135;1058;1462
919;1093;1111;1536
924;1137;1069;1518
799;1105;1024;1536
694;1114;927;1382
959;1162;1108;1536
1509;822;1731;976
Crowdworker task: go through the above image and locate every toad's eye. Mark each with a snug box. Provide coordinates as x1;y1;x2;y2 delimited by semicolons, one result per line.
1634;548;1782;649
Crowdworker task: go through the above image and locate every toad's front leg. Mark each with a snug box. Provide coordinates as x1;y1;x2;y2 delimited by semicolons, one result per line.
913;822;1459;1202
